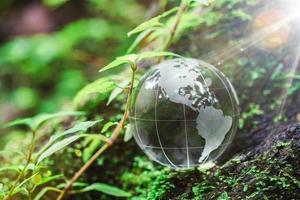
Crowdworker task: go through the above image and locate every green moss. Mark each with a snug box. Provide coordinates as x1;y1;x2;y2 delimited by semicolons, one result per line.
142;125;300;200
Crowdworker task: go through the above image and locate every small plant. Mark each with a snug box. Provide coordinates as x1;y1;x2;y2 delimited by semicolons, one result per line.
1;0;207;199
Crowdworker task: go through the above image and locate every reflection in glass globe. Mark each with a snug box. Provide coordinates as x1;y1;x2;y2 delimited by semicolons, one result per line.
129;58;239;169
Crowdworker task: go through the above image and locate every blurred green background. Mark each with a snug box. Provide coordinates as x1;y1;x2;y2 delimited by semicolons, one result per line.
0;0;148;124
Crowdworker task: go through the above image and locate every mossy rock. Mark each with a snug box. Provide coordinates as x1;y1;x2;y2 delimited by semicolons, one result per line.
146;124;300;200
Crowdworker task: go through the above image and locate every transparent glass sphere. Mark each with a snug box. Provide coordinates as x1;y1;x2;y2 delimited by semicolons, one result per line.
129;58;239;168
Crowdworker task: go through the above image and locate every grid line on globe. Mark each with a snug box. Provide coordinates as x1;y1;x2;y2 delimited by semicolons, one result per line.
129;58;239;169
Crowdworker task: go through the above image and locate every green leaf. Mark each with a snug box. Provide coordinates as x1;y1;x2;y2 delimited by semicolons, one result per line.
124;124;133;142
36;120;101;163
0;150;26;158
128;7;178;37
4;111;84;131
83;138;101;163
43;0;68;8
56;182;88;189
37;135;84;163
189;0;213;5
127;28;153;53
0;166;20;174
99;51;180;73
99;54;137;73
101;122;118;133
34;187;52;200
165;12;202;42
33;186;62;200
80;183;131;197
48;120;102;144
14;172;39;195
34;174;63;188
73;77;116;109
107;80;130;105
12;187;30;197
137;51;181;60
128;18;162;37
99;59;130;73
4;118;32;129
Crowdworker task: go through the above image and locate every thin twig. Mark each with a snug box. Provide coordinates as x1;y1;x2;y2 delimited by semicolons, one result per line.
56;68;136;200
163;1;188;51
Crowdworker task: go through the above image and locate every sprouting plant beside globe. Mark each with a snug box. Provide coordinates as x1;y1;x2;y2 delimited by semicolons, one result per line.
2;0;240;199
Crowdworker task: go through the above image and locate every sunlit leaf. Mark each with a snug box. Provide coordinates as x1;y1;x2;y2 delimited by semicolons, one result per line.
83;138;101;163
99;51;180;73
34;187;52;200
107;80;130;105
99;59;129;73
124;124;133;142
3;118;32;129
80;183;131;197
189;0;213;5
4;111;84;131
33;186;61;200
101;122;118;133
49;120;102;143
89;0;145;24
128;7;178;37
12;187;30;197
43;0;68;8
56;182;88;189
127;29;153;53
99;54;137;73
128;18;163;37
0;150;26;158
37;135;85;163
137;51;181;60
34;174;63;188
0;166;20;174
13;172;39;195
37;120;100;163
73;77;116;109
165;12;202;42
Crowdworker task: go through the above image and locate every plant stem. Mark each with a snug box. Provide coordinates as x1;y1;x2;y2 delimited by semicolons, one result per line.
46;187;62;193
163;0;188;51
56;69;136;200
5;130;36;200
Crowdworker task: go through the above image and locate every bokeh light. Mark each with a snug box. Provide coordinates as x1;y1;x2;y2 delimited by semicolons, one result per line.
253;9;291;50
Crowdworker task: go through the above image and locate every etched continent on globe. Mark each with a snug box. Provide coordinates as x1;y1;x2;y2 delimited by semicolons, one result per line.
129;58;239;168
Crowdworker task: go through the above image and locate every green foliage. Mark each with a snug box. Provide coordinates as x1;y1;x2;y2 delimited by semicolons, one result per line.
239;103;264;129
107;80;130;106
42;0;68;7
73;77;116;110
0;19;125;69
128;7;178;37
0;2;135;115
38;135;87;164
80;183;131;197
99;51;181;73
124;124;133;142
127;5;202;52
4;111;84;131
89;0;145;25
37;120;102;163
100;121;118;133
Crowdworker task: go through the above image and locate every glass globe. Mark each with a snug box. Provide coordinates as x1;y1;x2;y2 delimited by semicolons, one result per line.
129;58;239;169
